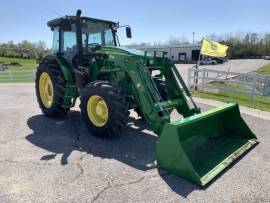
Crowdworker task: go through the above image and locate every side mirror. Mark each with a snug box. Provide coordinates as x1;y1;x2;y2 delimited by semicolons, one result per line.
60;19;72;31
126;27;132;38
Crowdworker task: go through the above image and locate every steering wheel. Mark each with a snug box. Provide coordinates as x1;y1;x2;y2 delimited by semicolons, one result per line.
88;43;102;52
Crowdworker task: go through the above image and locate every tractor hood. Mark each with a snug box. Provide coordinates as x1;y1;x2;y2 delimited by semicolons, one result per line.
99;46;153;58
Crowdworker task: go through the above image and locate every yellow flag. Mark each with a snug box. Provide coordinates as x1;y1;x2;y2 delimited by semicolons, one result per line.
201;38;229;57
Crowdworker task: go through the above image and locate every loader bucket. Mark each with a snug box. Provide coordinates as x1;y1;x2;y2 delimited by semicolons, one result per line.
156;103;258;186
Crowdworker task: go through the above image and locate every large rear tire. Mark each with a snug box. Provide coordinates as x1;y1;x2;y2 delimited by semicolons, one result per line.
35;62;69;118
80;81;129;137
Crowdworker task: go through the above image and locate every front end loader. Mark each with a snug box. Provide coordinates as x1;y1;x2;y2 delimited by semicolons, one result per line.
35;10;257;186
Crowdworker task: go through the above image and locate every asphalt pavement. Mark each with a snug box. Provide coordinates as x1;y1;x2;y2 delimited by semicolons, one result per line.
0;84;269;202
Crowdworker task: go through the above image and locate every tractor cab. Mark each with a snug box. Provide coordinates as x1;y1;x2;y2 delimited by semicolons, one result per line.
47;10;131;64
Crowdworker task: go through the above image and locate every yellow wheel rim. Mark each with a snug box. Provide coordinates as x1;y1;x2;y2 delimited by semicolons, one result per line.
39;72;54;108
87;95;108;127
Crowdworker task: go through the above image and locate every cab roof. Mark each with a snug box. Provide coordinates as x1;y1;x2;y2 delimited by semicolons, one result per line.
47;16;117;28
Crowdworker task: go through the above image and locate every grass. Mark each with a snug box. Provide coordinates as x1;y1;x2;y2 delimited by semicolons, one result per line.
209;81;251;91
192;90;270;112
0;79;34;83
0;74;35;83
193;62;270;112
0;57;37;71
0;57;37;83
256;64;270;75
0;74;34;82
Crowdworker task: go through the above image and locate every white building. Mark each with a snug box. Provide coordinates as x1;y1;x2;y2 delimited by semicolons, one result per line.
129;44;201;63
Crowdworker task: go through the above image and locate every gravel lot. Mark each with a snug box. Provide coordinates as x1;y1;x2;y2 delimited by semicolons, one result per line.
176;59;270;83
0;84;269;203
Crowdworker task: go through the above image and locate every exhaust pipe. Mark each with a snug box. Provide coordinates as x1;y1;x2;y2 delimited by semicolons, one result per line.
75;9;83;55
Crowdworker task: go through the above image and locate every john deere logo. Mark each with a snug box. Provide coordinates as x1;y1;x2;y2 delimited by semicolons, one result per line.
211;43;218;51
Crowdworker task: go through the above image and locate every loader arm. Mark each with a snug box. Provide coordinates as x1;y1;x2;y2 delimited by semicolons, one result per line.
114;54;198;133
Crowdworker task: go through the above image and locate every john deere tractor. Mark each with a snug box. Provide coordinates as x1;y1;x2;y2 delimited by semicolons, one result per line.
35;10;257;186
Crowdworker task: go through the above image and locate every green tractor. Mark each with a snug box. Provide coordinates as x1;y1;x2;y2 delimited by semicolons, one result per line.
35;10;257;186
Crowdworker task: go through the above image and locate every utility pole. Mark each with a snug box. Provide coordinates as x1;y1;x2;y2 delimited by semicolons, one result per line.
192;32;195;44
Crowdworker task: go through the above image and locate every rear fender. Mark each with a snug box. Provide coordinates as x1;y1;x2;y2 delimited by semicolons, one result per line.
42;55;77;108
42;55;75;83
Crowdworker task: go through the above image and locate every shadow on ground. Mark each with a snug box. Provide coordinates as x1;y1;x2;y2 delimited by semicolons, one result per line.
26;111;202;198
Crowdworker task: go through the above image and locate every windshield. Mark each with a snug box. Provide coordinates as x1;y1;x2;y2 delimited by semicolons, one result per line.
81;20;116;47
61;20;116;62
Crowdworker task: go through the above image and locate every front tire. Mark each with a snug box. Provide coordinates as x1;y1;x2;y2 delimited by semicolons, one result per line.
80;81;129;138
35;62;69;118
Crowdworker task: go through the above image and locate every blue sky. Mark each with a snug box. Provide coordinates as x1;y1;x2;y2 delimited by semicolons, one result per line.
0;0;270;47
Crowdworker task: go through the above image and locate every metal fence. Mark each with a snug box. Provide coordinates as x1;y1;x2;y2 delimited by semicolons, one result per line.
187;66;270;100
0;69;36;82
